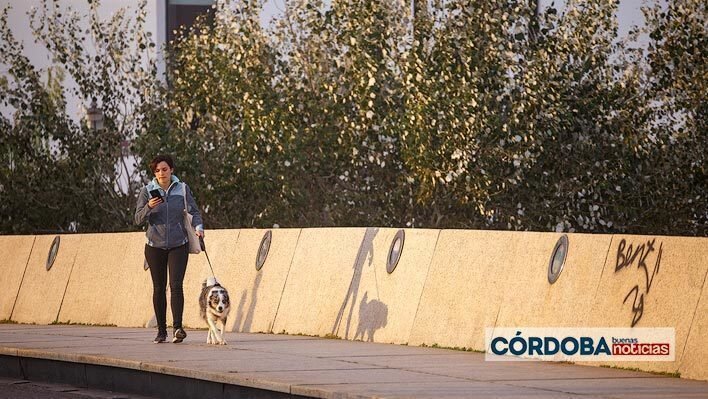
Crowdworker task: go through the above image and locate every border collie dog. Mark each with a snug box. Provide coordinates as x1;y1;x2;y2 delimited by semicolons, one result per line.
199;277;231;345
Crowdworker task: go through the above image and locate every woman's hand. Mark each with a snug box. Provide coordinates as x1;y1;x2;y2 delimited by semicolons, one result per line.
147;197;163;209
196;230;204;238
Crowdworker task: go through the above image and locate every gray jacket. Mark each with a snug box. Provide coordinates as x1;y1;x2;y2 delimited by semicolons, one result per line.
135;175;204;249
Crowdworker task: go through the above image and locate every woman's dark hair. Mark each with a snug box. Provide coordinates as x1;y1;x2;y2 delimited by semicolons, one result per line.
149;155;175;172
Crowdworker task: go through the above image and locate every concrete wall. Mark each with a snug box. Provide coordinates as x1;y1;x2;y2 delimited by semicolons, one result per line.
273;227;439;344
408;231;613;350
0;230;705;380
270;227;440;345
584;235;708;376
11;234;82;325
56;232;153;327
0;235;35;320
272;228;368;337
680;276;708;380
333;228;438;345
408;230;517;350
224;228;301;334
492;232;612;329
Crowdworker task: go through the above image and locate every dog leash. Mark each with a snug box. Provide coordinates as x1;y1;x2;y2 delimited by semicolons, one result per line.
199;236;217;279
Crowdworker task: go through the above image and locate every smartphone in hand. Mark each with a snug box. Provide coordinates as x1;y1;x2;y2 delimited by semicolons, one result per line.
149;189;163;201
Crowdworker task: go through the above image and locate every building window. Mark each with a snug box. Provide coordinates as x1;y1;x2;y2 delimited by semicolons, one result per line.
166;0;216;43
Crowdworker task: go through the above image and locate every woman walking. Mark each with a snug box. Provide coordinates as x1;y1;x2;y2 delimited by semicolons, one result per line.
135;155;204;343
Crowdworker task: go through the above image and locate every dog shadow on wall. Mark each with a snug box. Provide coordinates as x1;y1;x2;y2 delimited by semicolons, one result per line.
354;292;388;342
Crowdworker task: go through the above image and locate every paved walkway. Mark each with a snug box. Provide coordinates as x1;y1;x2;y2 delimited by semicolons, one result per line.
0;325;706;399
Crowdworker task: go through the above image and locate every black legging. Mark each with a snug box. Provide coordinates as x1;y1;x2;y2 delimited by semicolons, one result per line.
145;243;188;332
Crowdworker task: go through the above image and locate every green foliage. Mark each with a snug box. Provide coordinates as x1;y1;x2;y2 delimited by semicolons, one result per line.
636;0;707;234
2;0;705;235
0;0;160;233
135;0;287;228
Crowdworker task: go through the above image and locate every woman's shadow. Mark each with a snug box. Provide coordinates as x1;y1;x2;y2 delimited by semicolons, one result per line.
332;228;388;340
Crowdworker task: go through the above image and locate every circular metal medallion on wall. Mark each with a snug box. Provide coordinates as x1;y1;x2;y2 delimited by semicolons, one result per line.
387;229;405;274
256;230;272;271
46;236;60;271
548;234;569;284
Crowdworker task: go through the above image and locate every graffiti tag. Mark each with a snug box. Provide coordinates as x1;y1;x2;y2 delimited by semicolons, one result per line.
615;238;663;327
